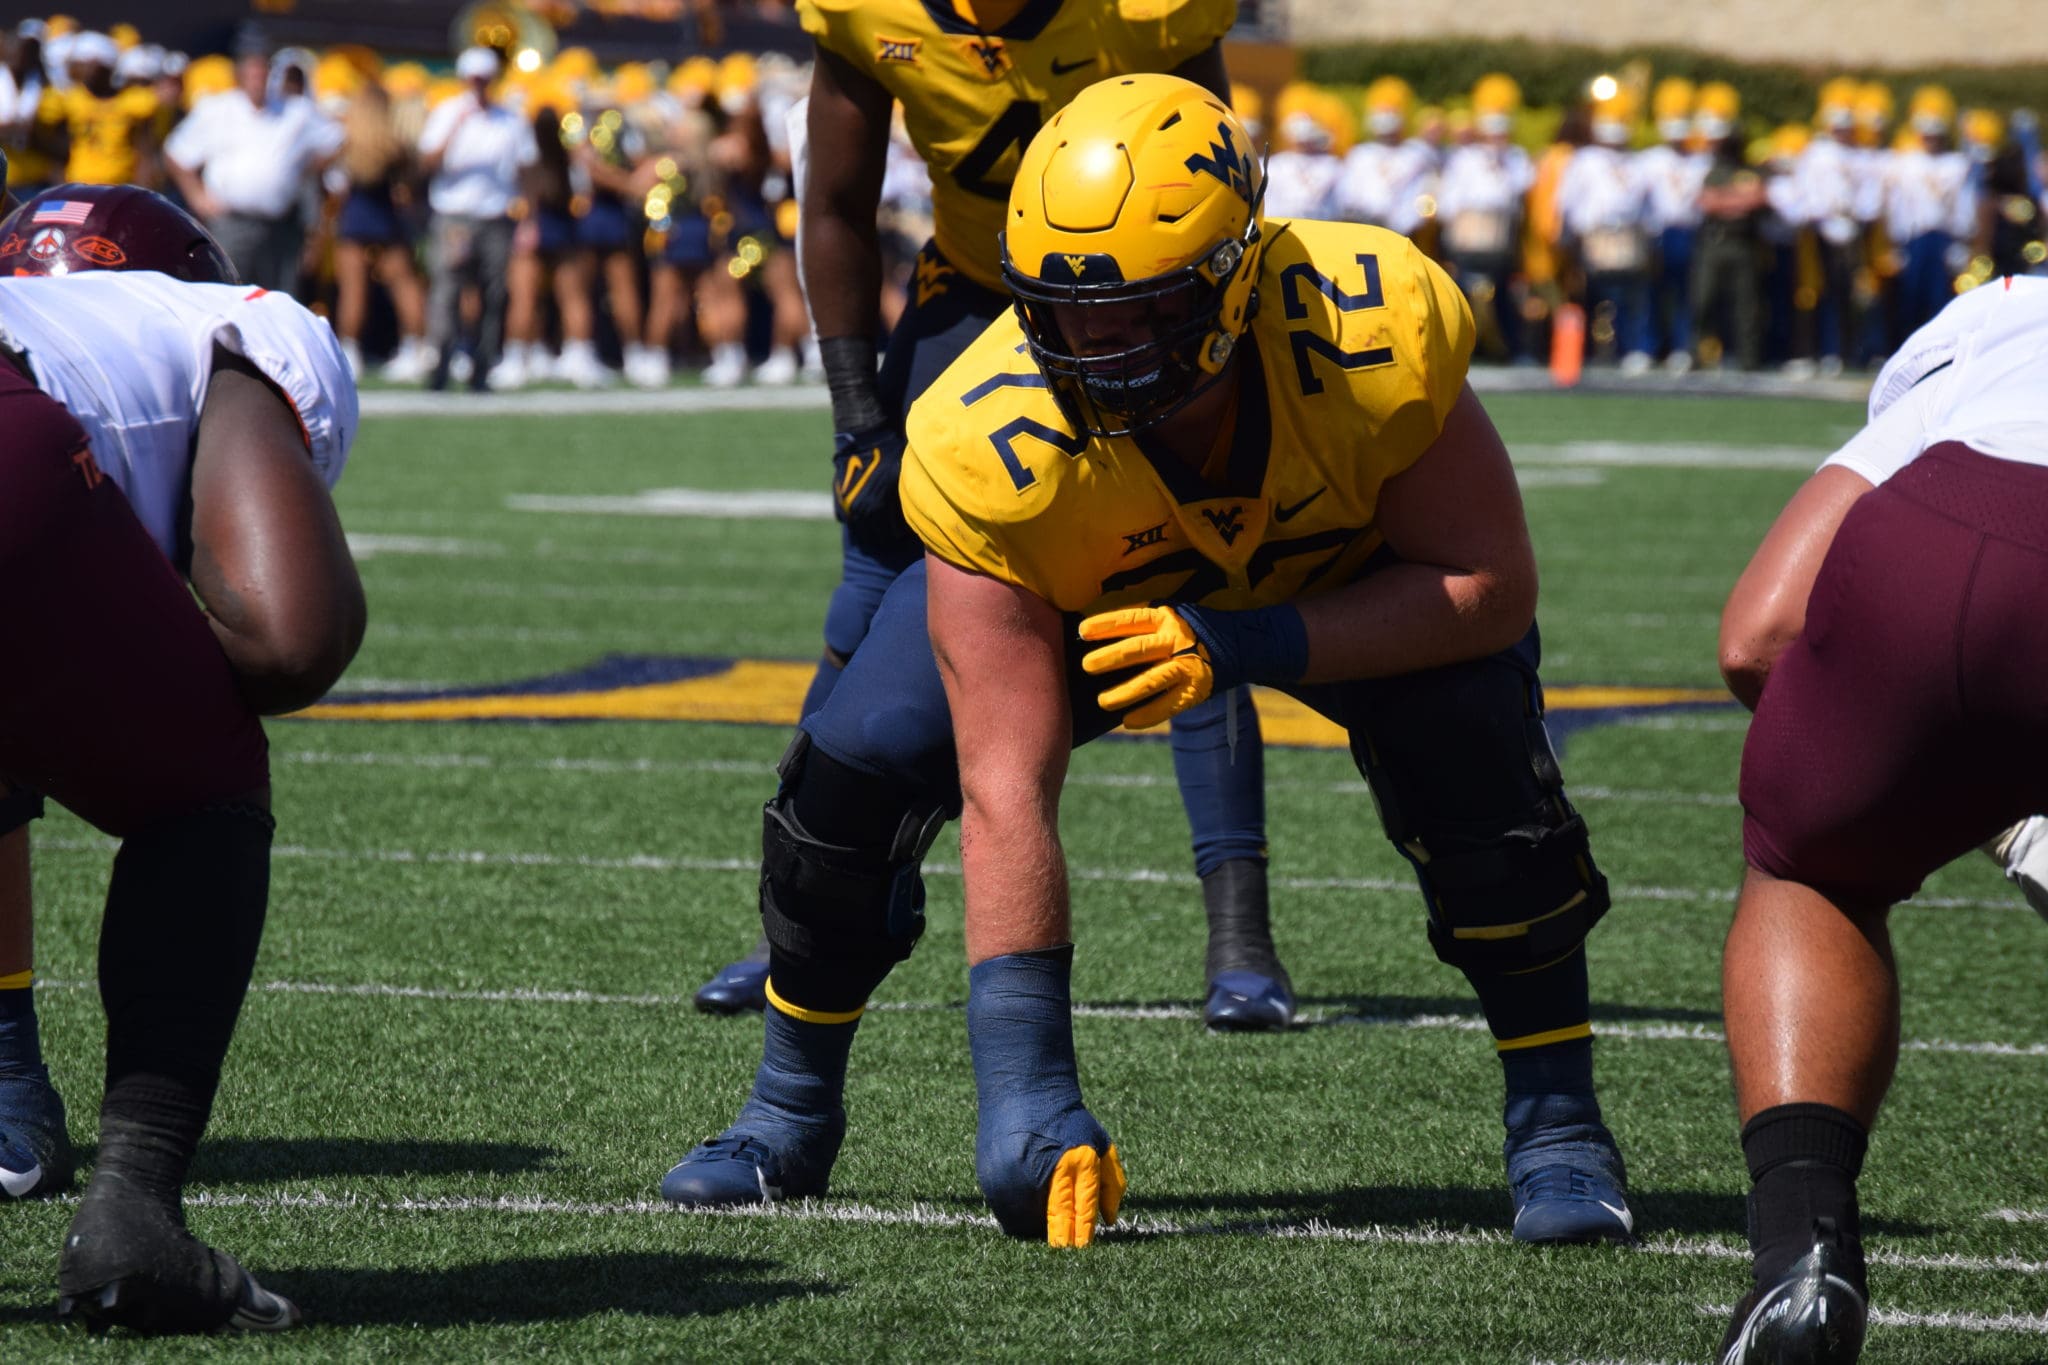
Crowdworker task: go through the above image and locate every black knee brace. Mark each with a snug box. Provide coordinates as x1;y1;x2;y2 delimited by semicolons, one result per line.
758;733;950;1010
1356;702;1609;974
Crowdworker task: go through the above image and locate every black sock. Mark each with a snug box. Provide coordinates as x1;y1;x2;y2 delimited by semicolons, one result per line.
1741;1102;1868;1295
1201;859;1286;983
94;802;273;1206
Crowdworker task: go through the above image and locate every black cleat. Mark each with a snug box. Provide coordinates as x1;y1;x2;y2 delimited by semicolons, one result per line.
1719;1219;1867;1365
57;1189;301;1335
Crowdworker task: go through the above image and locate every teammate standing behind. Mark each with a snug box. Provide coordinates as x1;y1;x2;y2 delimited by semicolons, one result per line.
1714;276;2048;1364
0;183;362;1332
690;0;1295;1034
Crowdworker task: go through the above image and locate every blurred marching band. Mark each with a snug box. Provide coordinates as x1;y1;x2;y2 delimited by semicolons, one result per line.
3;9;2043;389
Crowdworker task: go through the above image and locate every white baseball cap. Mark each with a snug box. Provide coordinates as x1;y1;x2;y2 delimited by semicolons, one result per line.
455;46;501;80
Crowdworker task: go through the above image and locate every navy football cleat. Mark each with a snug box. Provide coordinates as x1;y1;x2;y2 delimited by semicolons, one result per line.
1202;968;1296;1031
1719;1220;1868;1365
0;1071;73;1200
1504;1090;1634;1244
661;1127;839;1207
693;938;770;1015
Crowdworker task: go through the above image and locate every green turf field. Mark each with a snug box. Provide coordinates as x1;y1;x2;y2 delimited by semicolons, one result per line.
6;387;2047;1363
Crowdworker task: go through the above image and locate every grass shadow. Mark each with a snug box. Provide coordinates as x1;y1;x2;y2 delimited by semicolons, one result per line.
0;1253;836;1329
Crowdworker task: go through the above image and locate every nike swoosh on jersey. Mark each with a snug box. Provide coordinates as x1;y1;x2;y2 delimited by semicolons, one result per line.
1273;486;1327;522
1049;56;1094;76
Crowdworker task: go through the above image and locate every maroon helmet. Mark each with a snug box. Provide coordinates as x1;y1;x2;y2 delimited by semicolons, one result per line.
0;183;240;283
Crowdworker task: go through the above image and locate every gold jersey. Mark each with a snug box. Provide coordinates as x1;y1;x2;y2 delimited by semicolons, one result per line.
901;219;1476;615
796;0;1235;291
39;85;159;186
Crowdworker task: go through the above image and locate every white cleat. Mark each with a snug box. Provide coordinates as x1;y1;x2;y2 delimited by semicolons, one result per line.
753;346;800;386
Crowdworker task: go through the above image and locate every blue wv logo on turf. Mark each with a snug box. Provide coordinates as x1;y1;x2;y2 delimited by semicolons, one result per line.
1184;122;1252;204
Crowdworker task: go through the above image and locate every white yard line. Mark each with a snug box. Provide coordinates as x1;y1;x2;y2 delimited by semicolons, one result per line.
1700;1302;2048;1334
274;747;1746;809
34;832;2029;917
50;1189;2036;1286
27;973;2048;1060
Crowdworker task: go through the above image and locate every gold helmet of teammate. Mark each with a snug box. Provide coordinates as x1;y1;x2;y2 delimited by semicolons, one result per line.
1001;74;1266;438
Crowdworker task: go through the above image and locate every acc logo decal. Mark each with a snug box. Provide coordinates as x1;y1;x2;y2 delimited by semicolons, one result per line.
876;34;921;65
73;235;127;266
959;36;1011;78
27;227;64;261
291;652;1738;752
1122;523;1168;555
1201;505;1247;545
1184;121;1254;204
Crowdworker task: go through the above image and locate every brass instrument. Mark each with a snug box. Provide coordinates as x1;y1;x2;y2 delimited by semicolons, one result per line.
449;0;556;73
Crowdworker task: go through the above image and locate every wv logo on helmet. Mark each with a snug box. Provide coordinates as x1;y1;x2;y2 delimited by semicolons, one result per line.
1184;122;1252;204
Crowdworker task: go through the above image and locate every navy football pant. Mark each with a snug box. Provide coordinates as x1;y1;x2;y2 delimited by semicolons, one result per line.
800;559;1595;1045
801;241;1266;876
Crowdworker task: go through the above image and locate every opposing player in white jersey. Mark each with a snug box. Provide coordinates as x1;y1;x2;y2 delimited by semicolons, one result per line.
1714;275;2048;1363
0;183;363;1334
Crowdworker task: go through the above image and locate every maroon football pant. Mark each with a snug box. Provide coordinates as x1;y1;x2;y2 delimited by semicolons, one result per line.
0;363;267;837
1741;442;2048;910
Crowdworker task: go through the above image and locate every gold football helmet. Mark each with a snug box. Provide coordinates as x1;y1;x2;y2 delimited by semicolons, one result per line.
1001;74;1265;437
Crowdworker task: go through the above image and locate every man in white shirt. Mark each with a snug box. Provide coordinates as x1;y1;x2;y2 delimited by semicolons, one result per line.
1556;101;1652;371
1883;87;1972;344
417;46;537;391
163;31;341;296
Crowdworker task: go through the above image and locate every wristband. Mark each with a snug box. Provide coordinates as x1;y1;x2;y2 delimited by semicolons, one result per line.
1178;602;1310;690
818;335;890;437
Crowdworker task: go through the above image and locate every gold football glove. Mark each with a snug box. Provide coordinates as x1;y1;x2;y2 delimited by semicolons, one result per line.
1079;605;1216;730
1046;1143;1127;1248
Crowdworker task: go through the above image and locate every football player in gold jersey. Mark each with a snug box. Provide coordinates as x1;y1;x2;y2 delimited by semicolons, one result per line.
690;0;1296;1035
663;75;1633;1249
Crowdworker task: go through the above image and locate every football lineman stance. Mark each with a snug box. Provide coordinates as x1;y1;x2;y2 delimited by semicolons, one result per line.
0;184;363;1332
663;77;1632;1249
1714;276;2048;1364
692;0;1295;1034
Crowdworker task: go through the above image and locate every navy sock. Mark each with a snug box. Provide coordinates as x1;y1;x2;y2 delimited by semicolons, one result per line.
1466;945;1593;1054
1168;687;1268;876
0;977;49;1083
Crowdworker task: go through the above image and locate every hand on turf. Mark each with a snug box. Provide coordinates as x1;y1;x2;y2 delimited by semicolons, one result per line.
976;1102;1126;1247
831;426;910;550
1078;605;1214;730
